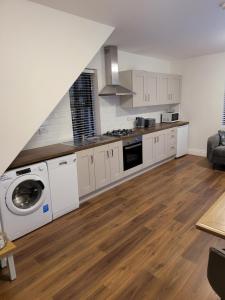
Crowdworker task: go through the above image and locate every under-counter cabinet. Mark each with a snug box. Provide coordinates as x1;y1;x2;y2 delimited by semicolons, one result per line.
143;128;177;168
94;144;111;189
77;148;95;197
167;128;177;157
77;141;123;197
153;130;168;163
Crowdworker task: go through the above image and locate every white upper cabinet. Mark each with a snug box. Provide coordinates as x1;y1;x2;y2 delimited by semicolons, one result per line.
159;74;182;105
120;70;182;107
168;75;182;104
145;72;158;106
132;70;146;107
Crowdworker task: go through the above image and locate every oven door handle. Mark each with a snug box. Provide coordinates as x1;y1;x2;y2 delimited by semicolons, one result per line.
124;143;142;150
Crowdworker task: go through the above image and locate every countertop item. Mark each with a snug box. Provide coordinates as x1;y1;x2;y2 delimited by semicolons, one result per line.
8;121;189;171
196;191;225;239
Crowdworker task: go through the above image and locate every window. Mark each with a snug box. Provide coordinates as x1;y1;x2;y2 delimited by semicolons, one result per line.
69;70;99;142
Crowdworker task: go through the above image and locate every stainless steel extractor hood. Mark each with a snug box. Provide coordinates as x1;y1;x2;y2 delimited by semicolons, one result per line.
99;46;134;97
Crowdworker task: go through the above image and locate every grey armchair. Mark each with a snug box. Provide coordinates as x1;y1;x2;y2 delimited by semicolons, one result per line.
207;134;225;166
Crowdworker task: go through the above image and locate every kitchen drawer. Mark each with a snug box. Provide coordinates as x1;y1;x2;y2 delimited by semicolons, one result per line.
167;128;177;144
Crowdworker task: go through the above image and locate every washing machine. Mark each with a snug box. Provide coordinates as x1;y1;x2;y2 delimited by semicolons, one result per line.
0;162;52;241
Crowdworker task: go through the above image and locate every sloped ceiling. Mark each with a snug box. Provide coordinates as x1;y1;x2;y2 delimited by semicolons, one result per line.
0;0;113;175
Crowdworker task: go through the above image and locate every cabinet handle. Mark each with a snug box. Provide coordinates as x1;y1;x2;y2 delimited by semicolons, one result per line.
91;155;94;164
111;149;114;157
154;137;156;143
59;161;68;166
107;150;110;158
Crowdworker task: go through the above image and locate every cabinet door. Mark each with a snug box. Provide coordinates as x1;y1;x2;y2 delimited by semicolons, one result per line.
132;70;146;107
166;128;177;157
158;74;169;104
77;149;95;197
146;73;158;105
154;131;167;163
168;76;182;104
143;133;155;167
109;141;123;182
94;145;111;189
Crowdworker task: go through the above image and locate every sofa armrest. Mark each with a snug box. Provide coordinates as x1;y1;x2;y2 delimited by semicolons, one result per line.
207;134;220;162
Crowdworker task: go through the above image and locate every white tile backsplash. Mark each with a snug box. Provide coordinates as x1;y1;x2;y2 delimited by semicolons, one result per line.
25;92;73;149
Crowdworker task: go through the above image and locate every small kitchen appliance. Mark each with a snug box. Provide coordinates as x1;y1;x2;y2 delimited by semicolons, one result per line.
144;118;156;128
136;117;145;128
161;112;179;123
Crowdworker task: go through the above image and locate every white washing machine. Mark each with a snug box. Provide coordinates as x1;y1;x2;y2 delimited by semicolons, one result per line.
0;162;52;241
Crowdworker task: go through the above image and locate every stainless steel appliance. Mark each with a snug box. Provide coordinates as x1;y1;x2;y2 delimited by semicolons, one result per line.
144;118;156;128
161;112;179;123
99;46;134;97
123;136;143;171
136;117;145;128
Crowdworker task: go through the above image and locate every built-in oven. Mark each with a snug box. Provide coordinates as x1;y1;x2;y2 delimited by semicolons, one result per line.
123;135;143;171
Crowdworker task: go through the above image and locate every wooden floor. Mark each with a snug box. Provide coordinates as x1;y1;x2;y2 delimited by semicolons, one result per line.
1;155;225;300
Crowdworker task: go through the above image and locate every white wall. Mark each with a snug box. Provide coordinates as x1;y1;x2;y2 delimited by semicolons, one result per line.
26;48;180;149
0;0;113;174
181;52;225;156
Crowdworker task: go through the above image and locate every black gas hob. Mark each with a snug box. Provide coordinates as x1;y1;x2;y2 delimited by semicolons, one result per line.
104;129;135;137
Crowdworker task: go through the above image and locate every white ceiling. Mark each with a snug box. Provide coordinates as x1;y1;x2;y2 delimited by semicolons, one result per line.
31;0;225;59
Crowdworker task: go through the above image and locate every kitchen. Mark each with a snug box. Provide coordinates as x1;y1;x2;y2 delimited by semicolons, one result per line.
1;1;225;299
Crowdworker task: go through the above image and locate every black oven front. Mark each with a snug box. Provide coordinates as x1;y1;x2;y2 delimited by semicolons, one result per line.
123;136;143;171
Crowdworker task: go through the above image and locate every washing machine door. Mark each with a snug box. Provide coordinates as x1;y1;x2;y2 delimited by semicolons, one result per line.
5;175;47;216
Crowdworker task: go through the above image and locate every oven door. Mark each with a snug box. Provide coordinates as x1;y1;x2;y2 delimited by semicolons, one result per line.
123;142;143;171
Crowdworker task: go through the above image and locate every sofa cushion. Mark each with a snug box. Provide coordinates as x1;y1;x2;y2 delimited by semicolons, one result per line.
214;145;225;158
218;130;225;146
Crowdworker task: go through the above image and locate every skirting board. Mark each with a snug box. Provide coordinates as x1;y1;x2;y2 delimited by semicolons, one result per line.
188;148;206;157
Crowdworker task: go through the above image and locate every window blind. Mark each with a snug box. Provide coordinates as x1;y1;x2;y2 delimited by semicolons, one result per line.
69;70;97;142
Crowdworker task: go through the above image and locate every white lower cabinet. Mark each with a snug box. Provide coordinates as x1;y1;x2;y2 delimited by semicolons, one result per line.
77;130;178;197
77;148;95;197
94;144;111;190
108;141;123;183
143;134;155;167
154;130;167;163
166;128;177;157
77;141;123;197
143;128;177;168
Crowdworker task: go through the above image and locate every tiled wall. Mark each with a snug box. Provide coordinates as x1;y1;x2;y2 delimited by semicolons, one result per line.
25;93;73;149
25;49;181;150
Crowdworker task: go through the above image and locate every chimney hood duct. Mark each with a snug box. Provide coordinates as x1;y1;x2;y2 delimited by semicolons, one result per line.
99;46;134;97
